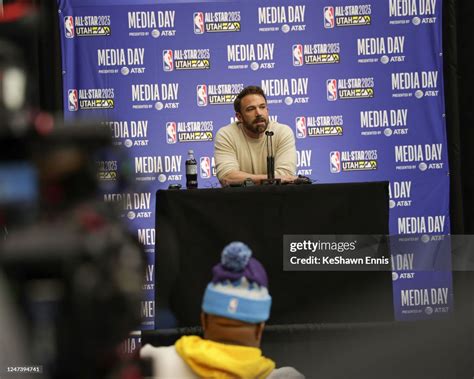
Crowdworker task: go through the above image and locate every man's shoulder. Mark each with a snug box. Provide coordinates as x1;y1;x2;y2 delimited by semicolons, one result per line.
272;121;289;128
216;122;240;140
217;122;238;133
271;122;294;138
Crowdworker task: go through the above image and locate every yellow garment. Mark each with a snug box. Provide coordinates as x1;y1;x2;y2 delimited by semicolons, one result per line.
175;335;275;379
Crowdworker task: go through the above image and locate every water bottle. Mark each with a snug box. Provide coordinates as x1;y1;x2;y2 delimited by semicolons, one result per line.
185;149;198;189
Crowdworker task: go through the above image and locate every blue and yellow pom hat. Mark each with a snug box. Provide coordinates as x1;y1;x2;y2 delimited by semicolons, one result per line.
202;242;272;323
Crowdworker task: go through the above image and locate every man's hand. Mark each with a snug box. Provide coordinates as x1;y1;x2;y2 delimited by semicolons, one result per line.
276;175;298;184
220;172;297;186
220;172;267;186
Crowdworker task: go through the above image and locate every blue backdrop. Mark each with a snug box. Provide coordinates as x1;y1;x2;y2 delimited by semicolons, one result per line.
57;0;452;329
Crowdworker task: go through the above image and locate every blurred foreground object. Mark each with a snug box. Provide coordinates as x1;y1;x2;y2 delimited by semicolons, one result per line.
0;3;145;378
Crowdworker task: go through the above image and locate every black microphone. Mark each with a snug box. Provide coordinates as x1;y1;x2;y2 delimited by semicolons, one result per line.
265;130;275;180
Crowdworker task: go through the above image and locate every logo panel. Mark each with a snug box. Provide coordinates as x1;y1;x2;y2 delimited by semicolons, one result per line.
166;122;177;144
292;44;303;66
163;50;174;71
324;7;335;28
194;12;205;34
330;151;341;173
295;116;307;138
200;157;211;178
325;5;372;27
327;79;338;101
68;89;78;111
73;15;112;36
163;49;211;71
64;16;75;38
197;85;208;106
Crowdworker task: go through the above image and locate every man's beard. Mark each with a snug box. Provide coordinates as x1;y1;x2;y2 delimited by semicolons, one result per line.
242;116;268;135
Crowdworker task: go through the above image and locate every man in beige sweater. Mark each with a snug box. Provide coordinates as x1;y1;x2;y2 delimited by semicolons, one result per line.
214;86;297;186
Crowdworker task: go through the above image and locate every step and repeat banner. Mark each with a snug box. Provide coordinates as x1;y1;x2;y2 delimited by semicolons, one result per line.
57;0;451;337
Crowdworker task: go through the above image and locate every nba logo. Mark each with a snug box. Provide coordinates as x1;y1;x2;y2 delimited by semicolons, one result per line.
200;157;211;178
295;117;307;139
163;50;174;72
292;44;303;67
166;122;177;144
330;151;341;173
193;12;205;34
196;84;208;106
327;79;338;101
68;89;78;111
228;298;238;313
324;6;335;29
64;16;74;38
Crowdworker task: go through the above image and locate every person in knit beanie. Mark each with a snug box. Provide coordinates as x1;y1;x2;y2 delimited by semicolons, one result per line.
141;242;304;379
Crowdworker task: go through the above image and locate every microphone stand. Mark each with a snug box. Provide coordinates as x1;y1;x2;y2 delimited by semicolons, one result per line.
261;130;280;185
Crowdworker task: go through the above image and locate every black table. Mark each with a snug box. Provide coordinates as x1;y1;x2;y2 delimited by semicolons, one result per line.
155;182;393;327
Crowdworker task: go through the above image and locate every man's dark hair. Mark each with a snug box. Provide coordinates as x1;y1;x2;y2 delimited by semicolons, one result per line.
233;86;267;113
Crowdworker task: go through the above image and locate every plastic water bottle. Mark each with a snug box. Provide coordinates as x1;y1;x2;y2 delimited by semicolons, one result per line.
185;150;198;189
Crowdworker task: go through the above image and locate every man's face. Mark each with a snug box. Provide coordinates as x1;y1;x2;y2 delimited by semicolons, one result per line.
236;94;269;136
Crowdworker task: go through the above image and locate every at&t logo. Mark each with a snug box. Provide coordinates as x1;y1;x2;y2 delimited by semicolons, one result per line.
327;79;337;101
68;89;78;111
324;6;335;28
163;50;174;71
194;12;205;34
330;151;341;173
197;84;208;106
292;44;303;66
166;122;177;144
64;16;75;38
295;116;307;138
